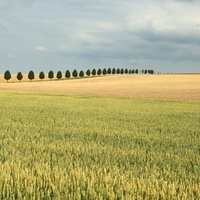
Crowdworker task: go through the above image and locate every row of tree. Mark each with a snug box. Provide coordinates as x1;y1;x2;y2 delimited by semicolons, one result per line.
4;68;154;82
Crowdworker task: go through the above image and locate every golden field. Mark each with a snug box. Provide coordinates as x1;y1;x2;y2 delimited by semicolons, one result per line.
0;74;200;102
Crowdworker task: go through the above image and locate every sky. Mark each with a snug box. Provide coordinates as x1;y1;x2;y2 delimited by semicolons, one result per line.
0;0;200;74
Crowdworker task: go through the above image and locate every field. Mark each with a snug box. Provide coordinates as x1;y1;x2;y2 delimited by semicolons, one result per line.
0;74;200;199
0;74;200;102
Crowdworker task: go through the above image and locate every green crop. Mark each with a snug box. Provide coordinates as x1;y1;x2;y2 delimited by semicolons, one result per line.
0;92;199;199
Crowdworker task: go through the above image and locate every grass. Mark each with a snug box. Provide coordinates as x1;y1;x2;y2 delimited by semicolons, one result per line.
0;91;200;199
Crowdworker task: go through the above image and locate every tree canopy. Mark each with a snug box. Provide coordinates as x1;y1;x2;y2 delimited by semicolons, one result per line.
4;70;11;82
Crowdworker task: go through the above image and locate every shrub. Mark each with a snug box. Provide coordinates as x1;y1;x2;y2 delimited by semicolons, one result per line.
116;68;120;74
132;69;135;74
48;70;54;79
28;70;35;81
57;71;62;79
65;70;71;78
135;69;138;74
120;68;124;74
16;72;23;81
4;70;11;82
128;69;132;74
125;69;128;74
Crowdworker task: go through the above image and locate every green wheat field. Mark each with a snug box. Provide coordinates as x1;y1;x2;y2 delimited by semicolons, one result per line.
0;92;200;199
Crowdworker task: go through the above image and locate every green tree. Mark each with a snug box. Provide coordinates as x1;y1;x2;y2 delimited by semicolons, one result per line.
48;70;54;79
97;69;101;76
149;69;154;74
86;69;91;76
28;70;35;81
79;70;84;77
102;68;107;75
129;69;132;74
72;69;78;77
125;69;128;74
65;70;71;78
39;71;45;80
16;72;23;82
4;70;11;82
92;68;96;76
120;68;124;74
135;69;138;74
132;69;135;74
112;68;116;74
142;69;144;74
57;71;62;79
144;69;147;74
107;68;111;74
117;68;120;74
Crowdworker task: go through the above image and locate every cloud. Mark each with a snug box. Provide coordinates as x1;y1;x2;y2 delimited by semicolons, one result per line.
35;47;48;52
127;18;200;45
0;0;200;73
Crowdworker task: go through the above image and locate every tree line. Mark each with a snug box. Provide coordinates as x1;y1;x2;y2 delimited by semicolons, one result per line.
4;68;154;82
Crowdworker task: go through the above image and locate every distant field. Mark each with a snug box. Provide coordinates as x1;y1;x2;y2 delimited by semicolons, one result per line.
0;92;199;199
0;74;200;102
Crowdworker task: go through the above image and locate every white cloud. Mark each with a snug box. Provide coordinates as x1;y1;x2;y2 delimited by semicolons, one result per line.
35;47;48;52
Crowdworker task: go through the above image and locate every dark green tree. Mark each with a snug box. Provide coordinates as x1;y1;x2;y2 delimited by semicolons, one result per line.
56;71;62;79
135;69;138;74
107;68;111;74
149;69;154;74
86;69;91;76
117;68;120;74
65;70;71;78
72;69;78;77
39;71;45;80
97;69;101;76
120;68;124;74
132;69;135;74
112;68;116;74
129;69;132;74
4;70;11;82
125;69;128;74
142;69;144;74
16;72;23;82
102;68;107;75
79;70;84;77
48;70;54;79
28;70;35;81
144;69;147;74
92;68;96;76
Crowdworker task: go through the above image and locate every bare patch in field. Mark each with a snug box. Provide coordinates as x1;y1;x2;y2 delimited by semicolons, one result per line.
0;74;200;102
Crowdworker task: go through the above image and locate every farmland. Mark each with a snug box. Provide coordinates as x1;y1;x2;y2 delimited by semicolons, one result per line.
0;74;200;102
0;74;200;199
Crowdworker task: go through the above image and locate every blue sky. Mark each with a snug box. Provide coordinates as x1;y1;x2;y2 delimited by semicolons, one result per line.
0;0;200;73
